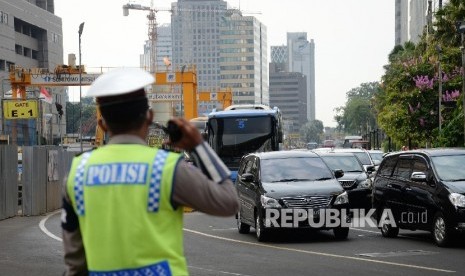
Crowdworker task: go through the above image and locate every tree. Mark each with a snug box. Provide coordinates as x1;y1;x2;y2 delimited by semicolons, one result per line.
300;120;324;143
375;1;465;147
66;98;97;136
334;82;380;135
66;102;80;134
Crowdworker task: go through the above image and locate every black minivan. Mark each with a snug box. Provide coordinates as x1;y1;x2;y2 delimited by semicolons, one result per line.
372;148;465;246
235;151;350;242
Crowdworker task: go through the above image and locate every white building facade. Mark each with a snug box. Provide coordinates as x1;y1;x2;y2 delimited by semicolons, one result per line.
287;33;315;121
219;10;268;105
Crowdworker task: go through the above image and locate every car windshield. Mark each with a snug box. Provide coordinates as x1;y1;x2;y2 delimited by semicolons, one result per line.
369;152;384;163
260;157;333;183
431;155;465;181
321;156;364;172
352;152;372;165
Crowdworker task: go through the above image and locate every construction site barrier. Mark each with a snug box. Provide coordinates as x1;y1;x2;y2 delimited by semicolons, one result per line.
0;146;18;220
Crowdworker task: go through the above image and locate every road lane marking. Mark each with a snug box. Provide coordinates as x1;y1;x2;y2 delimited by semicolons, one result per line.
39;210;63;242
183;228;455;273
40;212;452;273
351;227;430;241
350;227;380;234
188;265;253;276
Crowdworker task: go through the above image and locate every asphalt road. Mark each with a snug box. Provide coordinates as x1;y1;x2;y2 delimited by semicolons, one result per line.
1;211;465;275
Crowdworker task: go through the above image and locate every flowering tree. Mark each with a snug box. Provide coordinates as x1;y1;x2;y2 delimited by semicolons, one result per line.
375;1;465;147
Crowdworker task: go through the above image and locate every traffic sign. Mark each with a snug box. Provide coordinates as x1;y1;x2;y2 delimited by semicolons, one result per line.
2;100;39;119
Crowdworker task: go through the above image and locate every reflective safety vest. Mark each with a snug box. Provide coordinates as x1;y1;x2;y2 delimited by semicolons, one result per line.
67;144;187;276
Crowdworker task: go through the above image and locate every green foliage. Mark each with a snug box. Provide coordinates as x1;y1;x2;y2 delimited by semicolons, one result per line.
334;82;379;135
66;100;97;136
375;1;465;147
300;120;324;143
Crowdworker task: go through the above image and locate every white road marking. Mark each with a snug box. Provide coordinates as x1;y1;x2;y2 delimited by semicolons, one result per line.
350;227;380;234
183;228;455;273
188;265;253;276
39;210;63;242
40;212;451;273
351;227;429;241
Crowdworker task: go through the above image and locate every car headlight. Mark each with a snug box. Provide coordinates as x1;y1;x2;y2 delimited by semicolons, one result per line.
359;178;372;189
334;191;349;205
260;195;281;208
449;193;465;208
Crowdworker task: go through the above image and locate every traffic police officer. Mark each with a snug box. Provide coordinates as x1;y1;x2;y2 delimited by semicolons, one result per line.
61;68;239;276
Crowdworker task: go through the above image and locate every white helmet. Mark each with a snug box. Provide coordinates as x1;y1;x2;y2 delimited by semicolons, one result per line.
86;67;154;97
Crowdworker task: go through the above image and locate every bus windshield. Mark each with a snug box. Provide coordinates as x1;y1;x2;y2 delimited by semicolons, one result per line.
208;116;274;169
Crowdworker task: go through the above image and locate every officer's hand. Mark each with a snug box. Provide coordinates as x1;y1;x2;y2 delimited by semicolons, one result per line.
166;117;203;151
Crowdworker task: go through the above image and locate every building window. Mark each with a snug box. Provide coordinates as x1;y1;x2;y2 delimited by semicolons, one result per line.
6;62;15;71
51;33;59;43
15;44;23;55
23;47;31;58
0;11;8;24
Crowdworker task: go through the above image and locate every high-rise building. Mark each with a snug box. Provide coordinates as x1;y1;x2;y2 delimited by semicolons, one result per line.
395;0;448;45
0;0;64;145
287;33;315;121
219;9;268;105
270;45;287;72
171;0;227;89
171;0;268;113
269;65;307;134
141;23;172;72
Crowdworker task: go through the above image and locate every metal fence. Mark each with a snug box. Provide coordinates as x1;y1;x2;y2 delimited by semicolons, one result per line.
0;145;18;220
21;146;76;216
1;145;77;219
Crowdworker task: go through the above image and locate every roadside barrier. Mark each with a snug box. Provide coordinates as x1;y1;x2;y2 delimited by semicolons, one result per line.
0;145;18;220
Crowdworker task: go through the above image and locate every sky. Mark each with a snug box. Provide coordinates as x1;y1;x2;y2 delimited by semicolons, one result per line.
54;0;395;127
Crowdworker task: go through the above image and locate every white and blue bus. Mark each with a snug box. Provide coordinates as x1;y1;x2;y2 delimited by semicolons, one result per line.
206;106;283;182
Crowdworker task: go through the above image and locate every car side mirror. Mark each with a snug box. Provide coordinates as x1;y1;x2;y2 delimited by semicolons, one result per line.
410;172;427;182
334;169;344;179
366;165;376;173
240;173;255;182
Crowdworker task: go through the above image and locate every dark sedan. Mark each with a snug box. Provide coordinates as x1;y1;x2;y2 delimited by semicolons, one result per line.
316;152;374;210
235;151;350;242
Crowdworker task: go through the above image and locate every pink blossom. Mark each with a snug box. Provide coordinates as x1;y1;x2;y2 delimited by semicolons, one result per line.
413;75;433;90
443;90;460;102
409;103;414;113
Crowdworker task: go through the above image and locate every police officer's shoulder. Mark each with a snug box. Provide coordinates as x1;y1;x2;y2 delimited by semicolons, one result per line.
74;148;94;157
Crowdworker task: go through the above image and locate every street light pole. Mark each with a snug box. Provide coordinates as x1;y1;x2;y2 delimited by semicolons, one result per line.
458;21;465;146
461;33;465;146
437;45;443;133
180;65;186;118
78;22;84;152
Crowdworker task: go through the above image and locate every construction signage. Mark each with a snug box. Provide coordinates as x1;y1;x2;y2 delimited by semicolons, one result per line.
30;73;100;86
2;100;39;119
147;93;182;102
